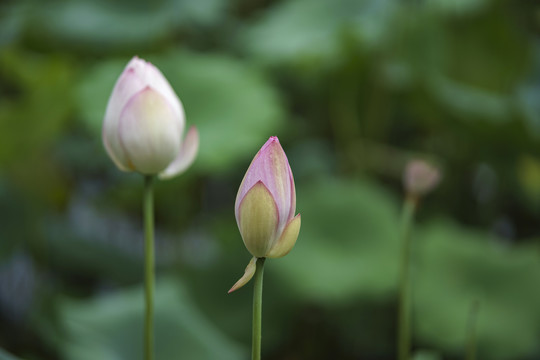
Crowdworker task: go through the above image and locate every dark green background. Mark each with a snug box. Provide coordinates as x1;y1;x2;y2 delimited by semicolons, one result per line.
0;0;539;359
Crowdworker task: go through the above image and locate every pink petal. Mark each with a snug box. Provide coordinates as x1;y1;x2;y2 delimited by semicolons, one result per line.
159;126;199;180
235;137;295;239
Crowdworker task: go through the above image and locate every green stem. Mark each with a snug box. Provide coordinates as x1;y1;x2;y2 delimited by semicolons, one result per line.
465;300;480;360
252;257;266;360
398;197;417;360
143;175;155;360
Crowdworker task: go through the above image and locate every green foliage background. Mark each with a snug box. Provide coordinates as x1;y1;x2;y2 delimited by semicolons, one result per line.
0;0;539;359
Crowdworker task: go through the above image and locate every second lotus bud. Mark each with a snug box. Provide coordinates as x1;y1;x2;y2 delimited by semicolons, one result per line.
229;137;301;292
235;136;301;259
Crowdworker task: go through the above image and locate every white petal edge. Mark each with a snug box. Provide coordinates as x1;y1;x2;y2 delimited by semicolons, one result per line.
103;131;131;171
228;257;257;293
144;61;185;128
159;126;199;180
103;62;146;171
104;58;146;124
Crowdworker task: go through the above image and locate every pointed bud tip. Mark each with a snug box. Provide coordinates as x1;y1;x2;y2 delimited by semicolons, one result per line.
258;136;280;152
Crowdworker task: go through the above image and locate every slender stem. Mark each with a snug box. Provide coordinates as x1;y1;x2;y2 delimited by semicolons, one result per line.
143;175;155;360
398;197;417;360
465;300;480;360
252;257;266;360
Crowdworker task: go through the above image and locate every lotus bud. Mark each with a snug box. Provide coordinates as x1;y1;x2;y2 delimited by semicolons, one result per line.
404;159;441;198
229;137;301;293
102;56;199;179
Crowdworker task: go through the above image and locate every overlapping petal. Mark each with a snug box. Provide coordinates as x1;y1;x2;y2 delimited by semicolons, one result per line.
266;214;301;259
238;181;279;257
103;66;146;171
159;126;200;180
118;87;181;174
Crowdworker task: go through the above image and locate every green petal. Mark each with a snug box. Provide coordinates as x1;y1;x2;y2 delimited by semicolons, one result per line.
228;257;257;293
267;214;301;258
238;181;279;257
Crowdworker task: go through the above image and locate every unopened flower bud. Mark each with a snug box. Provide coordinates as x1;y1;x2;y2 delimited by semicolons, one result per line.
229;137;301;292
102;56;199;179
404;159;441;197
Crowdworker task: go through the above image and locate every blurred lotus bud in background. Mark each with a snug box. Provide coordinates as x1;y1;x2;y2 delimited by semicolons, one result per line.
403;159;441;198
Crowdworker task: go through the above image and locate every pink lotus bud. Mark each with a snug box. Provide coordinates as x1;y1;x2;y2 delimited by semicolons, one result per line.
404;159;441;197
102;56;199;179
229;137;301;293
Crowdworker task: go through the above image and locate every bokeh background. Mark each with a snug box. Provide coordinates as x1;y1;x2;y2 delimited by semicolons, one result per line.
1;0;540;359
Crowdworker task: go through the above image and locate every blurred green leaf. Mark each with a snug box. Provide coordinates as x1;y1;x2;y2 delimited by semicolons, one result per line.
517;84;540;137
0;348;21;360
517;155;540;209
413;349;442;360
0;49;73;167
0;182;35;262
240;0;397;66
0;2;25;48
23;0;225;53
413;220;540;359
424;0;490;14
43;217;143;283
428;74;511;122
274;176;401;304
0;49;72;225
58;278;247;360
